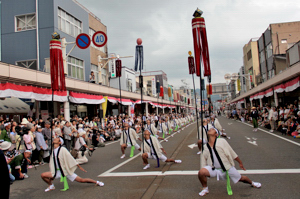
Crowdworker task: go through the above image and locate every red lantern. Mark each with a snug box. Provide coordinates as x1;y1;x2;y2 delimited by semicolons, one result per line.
188;56;195;74
116;59;122;77
159;86;164;98
209;84;212;95
50;38;66;91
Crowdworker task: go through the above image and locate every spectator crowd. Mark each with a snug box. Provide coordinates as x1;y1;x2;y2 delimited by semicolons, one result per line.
224;102;300;137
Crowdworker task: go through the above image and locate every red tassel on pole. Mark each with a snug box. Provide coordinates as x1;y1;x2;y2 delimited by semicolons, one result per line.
50;39;66;91
209;84;212;95
116;59;122;77
159;86;164;98
188;56;195;74
192;17;211;77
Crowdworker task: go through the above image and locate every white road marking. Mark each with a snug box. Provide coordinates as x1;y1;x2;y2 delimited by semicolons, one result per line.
99;169;300;177
188;143;197;149
228;123;233;125
241;122;300;147
248;140;258;146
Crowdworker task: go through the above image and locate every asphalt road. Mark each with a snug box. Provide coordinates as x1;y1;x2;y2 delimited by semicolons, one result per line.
9;117;300;199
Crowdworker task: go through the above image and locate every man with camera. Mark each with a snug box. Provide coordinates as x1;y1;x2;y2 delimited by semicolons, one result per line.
9;149;31;180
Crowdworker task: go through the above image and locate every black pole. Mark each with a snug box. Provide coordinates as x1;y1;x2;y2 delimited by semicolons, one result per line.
192;73;200;139
50;89;54;155
119;76;123;127
139;71;144;151
200;78;204;151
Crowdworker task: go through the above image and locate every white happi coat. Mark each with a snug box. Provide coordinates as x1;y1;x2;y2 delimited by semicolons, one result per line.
144;123;158;136
141;135;163;158
50;146;78;177
120;128;139;146
198;123;212;141
200;138;238;170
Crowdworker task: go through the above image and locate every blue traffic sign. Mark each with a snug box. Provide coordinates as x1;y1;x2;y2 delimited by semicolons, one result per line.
76;33;91;49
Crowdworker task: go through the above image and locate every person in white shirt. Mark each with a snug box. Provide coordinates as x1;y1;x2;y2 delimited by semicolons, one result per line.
141;130;181;169
198;129;261;196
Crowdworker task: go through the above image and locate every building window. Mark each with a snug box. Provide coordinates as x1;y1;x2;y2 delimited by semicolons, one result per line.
247;50;252;61
281;39;287;44
16;60;37;70
101;67;107;85
58;8;82;37
259;51;265;64
67;56;84;80
91;64;99;83
89;28;106;53
15;14;36;31
265;43;272;58
127;79;132;92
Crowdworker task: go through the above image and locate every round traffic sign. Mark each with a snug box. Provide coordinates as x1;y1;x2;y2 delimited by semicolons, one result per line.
76;33;91;49
92;31;107;47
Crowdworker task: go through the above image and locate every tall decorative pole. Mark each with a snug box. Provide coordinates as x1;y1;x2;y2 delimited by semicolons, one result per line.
188;51;199;138
192;8;211;151
116;57;122;118
49;32;67;191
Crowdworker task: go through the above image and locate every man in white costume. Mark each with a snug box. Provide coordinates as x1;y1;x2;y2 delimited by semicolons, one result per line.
120;123;142;159
141;130;181;169
198;129;261;196
41;138;104;192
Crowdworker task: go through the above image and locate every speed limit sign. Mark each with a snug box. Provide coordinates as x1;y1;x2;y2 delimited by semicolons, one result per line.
92;31;107;47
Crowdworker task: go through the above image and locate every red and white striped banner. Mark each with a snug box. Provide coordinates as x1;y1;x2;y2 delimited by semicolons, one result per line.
69;91;105;104
0;83;67;102
107;96;134;106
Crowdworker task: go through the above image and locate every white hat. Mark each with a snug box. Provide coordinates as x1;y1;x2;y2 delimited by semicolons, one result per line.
4;122;11;127
61;121;66;126
24;150;32;153
0;141;11;150
21;118;29;125
79;131;86;137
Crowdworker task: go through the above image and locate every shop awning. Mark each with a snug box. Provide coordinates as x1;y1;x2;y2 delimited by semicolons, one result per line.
0;82;67;102
264;88;273;97
274;76;300;93
107;96;134;106
69;91;105;104
0;97;30;114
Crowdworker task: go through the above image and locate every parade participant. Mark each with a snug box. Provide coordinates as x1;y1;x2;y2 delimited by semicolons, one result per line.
210;115;230;139
198;128;261;196
250;107;259;131
141;130;181;169
120;123;142;159
41;138;104;192
144;119;166;141
197;118;212;155
165;117;172;135
157;118;168;141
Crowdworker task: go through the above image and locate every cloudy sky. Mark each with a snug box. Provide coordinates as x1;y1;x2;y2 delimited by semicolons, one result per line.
77;0;300;89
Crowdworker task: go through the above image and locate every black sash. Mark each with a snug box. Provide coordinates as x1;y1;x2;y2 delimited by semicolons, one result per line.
206;139;226;172
123;129;133;145
148;124;154;136
144;136;159;160
52;146;65;178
